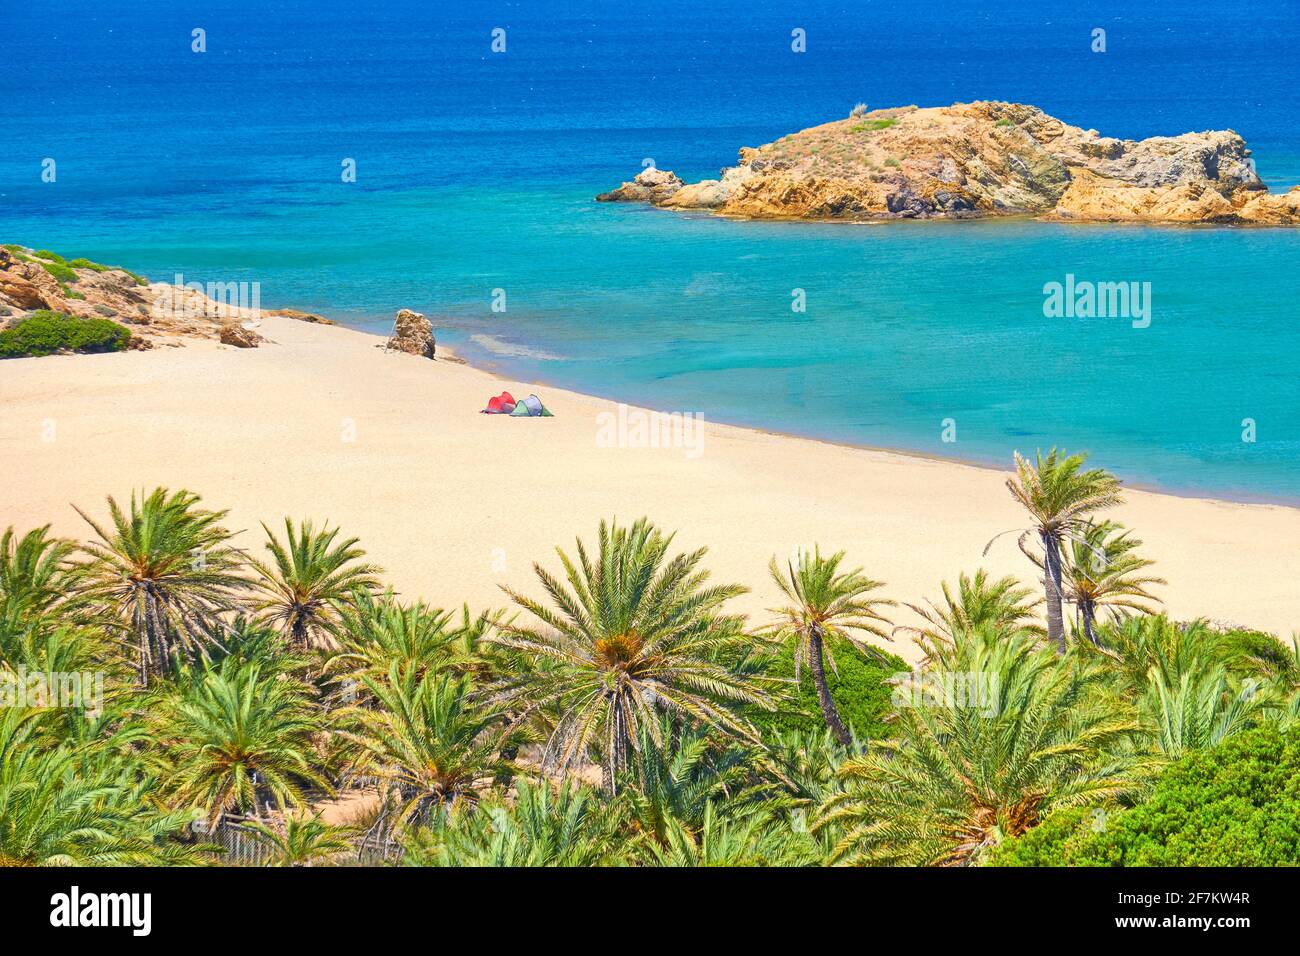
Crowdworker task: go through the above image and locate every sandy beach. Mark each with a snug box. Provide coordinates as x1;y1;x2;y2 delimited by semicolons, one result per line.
2;315;1296;661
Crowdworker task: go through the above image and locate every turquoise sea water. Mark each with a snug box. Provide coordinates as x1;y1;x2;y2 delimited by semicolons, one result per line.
3;0;1299;500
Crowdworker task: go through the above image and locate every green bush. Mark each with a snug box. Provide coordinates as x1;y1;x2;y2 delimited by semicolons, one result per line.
19;251;146;286
1217;626;1299;683
851;118;897;133
40;260;78;285
986;806;1107;866
752;636;905;741
989;728;1300;866
69;257;148;284
995;118;1015;128
0;310;131;358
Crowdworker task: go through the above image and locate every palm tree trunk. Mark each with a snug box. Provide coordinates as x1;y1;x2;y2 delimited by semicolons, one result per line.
603;693;622;797
1081;600;1097;645
495;745;518;786
807;626;852;747
1041;531;1067;654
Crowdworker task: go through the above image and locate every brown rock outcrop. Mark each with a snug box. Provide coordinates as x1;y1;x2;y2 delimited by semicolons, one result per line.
387;308;435;359
597;167;686;204
268;308;334;325
598;101;1298;226
1236;186;1300;225
0;248;67;311
218;321;262;348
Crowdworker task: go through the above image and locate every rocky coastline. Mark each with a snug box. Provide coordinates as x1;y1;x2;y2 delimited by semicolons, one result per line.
0;245;434;359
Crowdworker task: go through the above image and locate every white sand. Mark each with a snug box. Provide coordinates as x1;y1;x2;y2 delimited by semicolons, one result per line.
2;316;1296;662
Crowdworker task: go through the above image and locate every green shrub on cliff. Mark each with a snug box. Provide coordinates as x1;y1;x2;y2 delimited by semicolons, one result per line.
69;257;148;284
0;310;131;358
851;118;897;133
39;260;79;285
20;250;147;286
989;728;1300;866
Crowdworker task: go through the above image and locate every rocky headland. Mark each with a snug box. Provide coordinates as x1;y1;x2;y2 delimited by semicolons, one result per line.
0;244;340;350
597;101;1300;225
0;245;435;360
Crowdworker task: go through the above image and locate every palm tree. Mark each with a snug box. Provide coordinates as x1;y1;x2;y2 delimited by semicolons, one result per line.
402;780;625;867
73;488;248;684
1142;665;1276;758
1038;521;1164;643
0;525;80;627
1085;618;1280;757
1085;615;1230;699
0;622;122;733
244;815;356;866
330;590;470;685
903;568;1040;661
338;665;515;827
765;548;893;747
644;801;820;867
153;657;328;824
250;518;382;651
0;708;197;865
817;625;1140;865
490;517;770;793
757;726;850;807
994;449;1122;653
618;716;750;848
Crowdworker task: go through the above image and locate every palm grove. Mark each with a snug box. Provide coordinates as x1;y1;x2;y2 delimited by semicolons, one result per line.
3;448;1299;867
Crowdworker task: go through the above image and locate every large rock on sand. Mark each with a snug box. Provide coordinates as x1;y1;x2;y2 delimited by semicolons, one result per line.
218;321;261;348
388;308;435;358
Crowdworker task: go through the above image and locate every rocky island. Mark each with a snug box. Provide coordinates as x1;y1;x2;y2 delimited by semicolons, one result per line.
597;101;1300;225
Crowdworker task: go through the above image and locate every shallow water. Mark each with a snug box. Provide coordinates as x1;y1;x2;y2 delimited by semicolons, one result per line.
3;0;1299;499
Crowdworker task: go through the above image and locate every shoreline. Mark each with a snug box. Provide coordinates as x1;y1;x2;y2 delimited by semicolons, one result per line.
445;332;1300;512
4;314;1299;655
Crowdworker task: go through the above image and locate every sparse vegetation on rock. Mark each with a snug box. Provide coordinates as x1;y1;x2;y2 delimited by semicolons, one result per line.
597;100;1300;224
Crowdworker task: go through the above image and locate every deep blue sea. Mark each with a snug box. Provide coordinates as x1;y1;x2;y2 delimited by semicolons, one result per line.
3;0;1299;500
